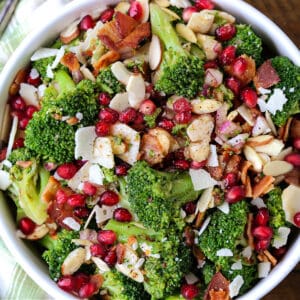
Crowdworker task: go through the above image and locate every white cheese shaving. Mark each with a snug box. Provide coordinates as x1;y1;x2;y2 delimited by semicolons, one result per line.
258;87;271;95
217;201;230;214
180;209;187;219
88;164;104;185
30;48;59;61
198;216;211;236
134;258;145;269
5;116;18;160
51;46;65;69
0;170;11;190
258;262;271;278
207;144;219;167
29;68;39;79
227;133;249;147
272;227;291;249
92;257;110;274
252;116;271;137
258;88;288;115
62;217;81;231
95;205;117;225
250;197;267;209
231;260;243;270
68;162;90;191
19;83;39;107
242;246;253;260
229;275;244;298
216;248;233;257
76;112;83;120
109;92;131;112
196;187;214;213
37;84;47;99
189;168;218;191
93;137;115;169
185;273;199;285
170;0;191;8
46;64;54;79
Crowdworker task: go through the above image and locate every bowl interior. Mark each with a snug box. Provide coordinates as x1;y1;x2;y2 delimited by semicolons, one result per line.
0;0;299;299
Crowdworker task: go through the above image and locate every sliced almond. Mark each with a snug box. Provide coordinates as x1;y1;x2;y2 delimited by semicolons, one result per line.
109;92;131;112
191;99;222;114
227;110;238;121
273;147;293;161
282;184;300;225
149;34;162;70
237;104;255;126
92;257;111;273
252;176;275;199
241;161;252;185
62;248;86;275
263;161;294;177
187;12;214;34
0;104;11;142
127;74;146;109
259;153;271;165
218;11;236;23
243;145;263;173
247;135;274;147
116;264;144;282
196;187;214;213
60;20;80;44
137;0;150;23
176;23;197;43
19;83;39;107
26;224;49;240
115;1;131;14
111;61;132;85
282;117;293;142
265;111;277;136
80;65;96;81
41;176;61;203
254;139;284;157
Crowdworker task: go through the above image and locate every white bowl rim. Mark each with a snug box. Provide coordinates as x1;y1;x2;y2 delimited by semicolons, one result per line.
0;1;299;299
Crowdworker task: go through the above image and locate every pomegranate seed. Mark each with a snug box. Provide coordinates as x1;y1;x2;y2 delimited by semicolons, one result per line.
293;212;300;227
133;112;144;125
100;190;120;206
119;107;137;124
10;96;26;111
57;275;75;292
95;120;110;137
255;239;270;252
73;273;90;293
240;87;258;108
158;118;174;132
183;201;197;215
99;7;115;23
182;6;198;23
56;163;77;179
225;185;245;204
19;117;30;130
272;246;287;259
99;108;119;124
56;189;68;204
174;159;190;170
27;75;40;86
79;15;94;31
174;148;186;160
174;111;192;124
255;208;270;226
293;137;300;150
98;92;111;106
181;283;200;300
252;226;273;240
128;1;143;21
284;153;300;167
232;57;248;77
190;160;206;169
223;172;237;188
173;98;192;113
225;77;241;95
90;243;107;258
219;45;236;66
194;0;214;10
115;164;128;176
215;23;236;41
98;230;117;245
0;148;7;162
13;137;24;149
113;208;132;222
26;105;38;118
104;249;117;266
139;99;156;115
67;194;86;207
73;207;90;218
82;182;97;196
11;110;25;120
78;282;97;298
204;60;219;70
19;217;36;235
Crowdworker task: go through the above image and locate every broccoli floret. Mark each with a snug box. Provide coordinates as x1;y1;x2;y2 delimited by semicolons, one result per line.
102;270;150;300
127;161;201;232
8;147;37;165
202;262;216;285
225;24;263;65
198;200;249;270
101;166;118;184
269;56;300;126
96;66;125;96
144;108;162;128
7;159;50;224
214;84;234;108
150;3;204;98
42;230;79;281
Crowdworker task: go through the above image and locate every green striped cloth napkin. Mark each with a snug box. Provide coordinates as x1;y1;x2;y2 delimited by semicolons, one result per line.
0;1;71;299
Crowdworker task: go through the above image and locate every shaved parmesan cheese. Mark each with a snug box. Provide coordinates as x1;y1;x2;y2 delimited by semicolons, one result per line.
229;275;244;298
134;258;145;269
252;116;271;137
242;246;253;260
272;227;291;249
5;116;18;160
109;93;131;112
282;185;300;225
80;65;96;81
196;187;213;213
170;0;191;8
84;205;97;229
198;216;211;236
218;201;230;214
258;87;271;95
68;162;90;191
185;273;199;285
63;217;81;231
92;257;110;273
266;89;288;115
258;262;271;278
37;84;47;99
189;168;218;191
51;47;65;69
75;126;97;161
93;137;115;169
19;83;39;106
0;170;11;190
31;48;59;60
88;164;104;185
251;197;267;209
216;248;233;257
231;260;243;270
207;145;219;167
46;65;54;78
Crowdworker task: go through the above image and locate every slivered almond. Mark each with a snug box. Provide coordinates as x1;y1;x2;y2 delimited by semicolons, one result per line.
278;117;292;142
257;253;269;262
149;34;162;70
245;176;252;198
265;111;277;136
246;135;274;147
259;153;271;165
60;20;80;44
176;23;197;43
243;145;263;173
254;139;284;157
246;213;255;250
62;248;86;275
263;161;293;177
252;176;275;199
241;161;252;185
273;147;293;161
111;61;132;85
263;250;277;266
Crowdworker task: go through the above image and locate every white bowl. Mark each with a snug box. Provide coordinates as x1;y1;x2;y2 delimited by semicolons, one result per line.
0;1;299;299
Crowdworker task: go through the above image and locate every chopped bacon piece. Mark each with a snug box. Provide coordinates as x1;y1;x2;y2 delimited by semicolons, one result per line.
254;60;280;90
225;154;242;174
116;243;126;264
93;50;120;73
204;272;230;300
252;175;275;198
61;52;80;72
209;290;230;300
115;11;139;38
98;19;122;47
207;166;223;181
41;176;61;203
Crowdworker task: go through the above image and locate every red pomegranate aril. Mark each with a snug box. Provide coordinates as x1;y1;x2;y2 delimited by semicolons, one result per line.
19;117;30;130
19;217;36;235
293;137;300;150
73;273;90;292
215;23;236;41
225;185;245;204
73;207;90;218
26;105;38;118
252;226;273;240
158;118;174;132
79;15;94;31
293;212;300;227
139;99;157;115
255;239;270;252
99;108;119;124
95;120;110;137
98;92;111;106
183;201;197;215
219;45;236;66
134;112;144;125
182;6;198;23
255;208;270;226
78;282;97;298
113;208;132;222
56;189;68;204
284;153;300;167
128;1;143;21
119;107;137;124
181;283;200;300
190;160;206;169
100;190;120;206
11;110;25;119
82;181;97;196
104;249;117;266
272;246;287;259
174;159;190;170
225;76;241;95
13;137;25;149
27;75;40;86
57;163;77;179
173;98;192;113
232;57;248;76
67;194;86;208
204;60;219;70
100;7;115;23
194;0;214;10
115;164;128;176
223;172;237;188
98;230;117;245
0;148;7;162
10;96;26;111
90;243;107;258
175;111;192;124
240;87;258;108
57;275;75;292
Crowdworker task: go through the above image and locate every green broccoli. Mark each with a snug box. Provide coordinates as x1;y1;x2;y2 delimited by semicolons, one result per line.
127;161;201;232
202;262;216;285
213;84;234;108
225;24;263;65
42;230;79;281
7;159;50;224
269;56;300;126
144;108;162;128
8;147;37;165
102;270;151;300
150;3;204;98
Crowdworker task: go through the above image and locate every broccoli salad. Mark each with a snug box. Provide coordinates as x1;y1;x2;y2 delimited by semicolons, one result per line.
1;0;300;299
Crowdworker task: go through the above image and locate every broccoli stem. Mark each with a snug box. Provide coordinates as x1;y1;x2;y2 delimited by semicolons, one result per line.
53;69;75;94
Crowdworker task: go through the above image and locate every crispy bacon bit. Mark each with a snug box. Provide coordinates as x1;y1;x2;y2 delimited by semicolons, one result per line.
90;274;104;292
246;213;255;250
93;50;121;73
209;290;230;300
207;166;223;181
184;226;195;247
9;68;28;96
61;52;80;72
115;12;139;38
245;175;253;198
254;60;280;90
290;119;300;139
241;161;252;185
263;250;277;266
41;176;61;202
98;18;123;47
252;175;275;198
192;245;206;266
116;243;126;264
204;272;230;300
225;154;242;174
